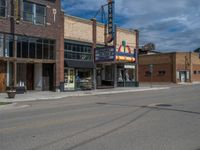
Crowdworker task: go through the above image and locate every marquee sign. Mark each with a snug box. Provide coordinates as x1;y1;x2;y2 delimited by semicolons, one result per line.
107;0;115;43
116;41;136;62
95;46;116;62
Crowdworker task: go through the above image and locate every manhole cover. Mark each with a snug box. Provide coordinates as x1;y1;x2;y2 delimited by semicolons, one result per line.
96;102;107;105
155;104;172;107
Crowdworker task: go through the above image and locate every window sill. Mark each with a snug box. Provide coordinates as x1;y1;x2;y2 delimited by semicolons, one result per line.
22;20;47;27
0;16;7;20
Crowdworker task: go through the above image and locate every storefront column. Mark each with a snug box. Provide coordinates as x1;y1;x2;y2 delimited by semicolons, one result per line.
6;61;10;86
13;62;17;87
134;30;139;84
93;68;96;89
113;64;117;87
92;18;97;89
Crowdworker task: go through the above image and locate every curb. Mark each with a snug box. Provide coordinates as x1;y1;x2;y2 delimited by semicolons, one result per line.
0;87;170;103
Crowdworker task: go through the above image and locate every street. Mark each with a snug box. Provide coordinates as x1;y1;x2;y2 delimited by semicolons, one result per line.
0;85;200;150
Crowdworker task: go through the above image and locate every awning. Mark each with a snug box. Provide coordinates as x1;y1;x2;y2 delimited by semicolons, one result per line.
64;60;96;69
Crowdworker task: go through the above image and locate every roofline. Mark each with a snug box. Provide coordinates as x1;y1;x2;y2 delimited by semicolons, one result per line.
64;14;137;34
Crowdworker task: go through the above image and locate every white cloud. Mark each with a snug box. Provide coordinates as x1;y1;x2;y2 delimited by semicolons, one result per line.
62;0;200;51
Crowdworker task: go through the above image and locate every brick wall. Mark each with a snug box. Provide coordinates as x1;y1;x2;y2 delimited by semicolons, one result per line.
0;0;63;39
64;15;136;50
64;16;93;43
139;53;174;82
0;0;64;89
191;53;200;82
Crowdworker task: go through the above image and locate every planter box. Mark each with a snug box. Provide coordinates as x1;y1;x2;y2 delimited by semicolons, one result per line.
7;91;16;98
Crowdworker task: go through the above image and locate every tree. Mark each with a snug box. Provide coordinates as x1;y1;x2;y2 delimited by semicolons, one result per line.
194;48;200;52
143;42;156;51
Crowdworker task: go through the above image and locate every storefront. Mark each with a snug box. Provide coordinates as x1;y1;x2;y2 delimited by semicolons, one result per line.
117;63;136;87
0;33;56;92
64;40;95;91
95;43;137;88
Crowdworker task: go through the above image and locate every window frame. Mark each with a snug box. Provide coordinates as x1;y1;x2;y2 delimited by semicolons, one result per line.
0;0;7;18
64;42;92;61
23;1;46;25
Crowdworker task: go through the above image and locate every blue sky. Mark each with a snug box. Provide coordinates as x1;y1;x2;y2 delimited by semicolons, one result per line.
61;0;200;52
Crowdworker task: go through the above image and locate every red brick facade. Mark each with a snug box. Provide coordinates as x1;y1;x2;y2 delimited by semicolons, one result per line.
0;0;64;91
139;52;200;83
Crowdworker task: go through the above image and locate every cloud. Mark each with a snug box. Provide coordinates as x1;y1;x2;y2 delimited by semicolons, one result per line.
62;0;200;51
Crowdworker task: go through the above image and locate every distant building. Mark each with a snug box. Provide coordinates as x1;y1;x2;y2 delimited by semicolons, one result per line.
139;52;200;83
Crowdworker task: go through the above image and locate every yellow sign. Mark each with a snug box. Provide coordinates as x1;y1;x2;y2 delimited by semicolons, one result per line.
14;0;20;21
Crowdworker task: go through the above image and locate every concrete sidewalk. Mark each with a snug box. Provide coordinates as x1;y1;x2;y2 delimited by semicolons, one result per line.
0;86;170;103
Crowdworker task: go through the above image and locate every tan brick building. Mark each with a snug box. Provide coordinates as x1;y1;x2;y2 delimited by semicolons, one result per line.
139;52;200;83
64;15;138;90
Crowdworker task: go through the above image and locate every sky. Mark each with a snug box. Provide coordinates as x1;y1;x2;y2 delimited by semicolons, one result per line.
61;0;200;52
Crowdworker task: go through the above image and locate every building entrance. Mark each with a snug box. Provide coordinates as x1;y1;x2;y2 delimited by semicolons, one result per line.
64;68;75;90
26;64;34;90
43;64;54;91
0;61;6;92
96;64;114;89
180;71;186;82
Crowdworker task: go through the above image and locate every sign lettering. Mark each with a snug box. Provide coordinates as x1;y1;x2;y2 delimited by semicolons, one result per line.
107;0;115;43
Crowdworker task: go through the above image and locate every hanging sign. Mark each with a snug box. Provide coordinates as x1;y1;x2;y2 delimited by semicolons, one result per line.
95;46;116;62
107;0;115;43
14;0;20;21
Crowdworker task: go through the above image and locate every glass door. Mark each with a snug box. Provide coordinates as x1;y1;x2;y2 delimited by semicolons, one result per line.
64;68;75;90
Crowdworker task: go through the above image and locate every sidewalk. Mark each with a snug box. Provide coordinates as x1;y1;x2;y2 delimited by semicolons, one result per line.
0;86;170;103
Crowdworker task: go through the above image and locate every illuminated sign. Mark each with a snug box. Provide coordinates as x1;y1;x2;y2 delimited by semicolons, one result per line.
95;46;116;62
116;41;136;62
107;0;115;43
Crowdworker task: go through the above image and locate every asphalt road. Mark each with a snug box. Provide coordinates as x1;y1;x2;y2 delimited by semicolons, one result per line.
0;85;200;150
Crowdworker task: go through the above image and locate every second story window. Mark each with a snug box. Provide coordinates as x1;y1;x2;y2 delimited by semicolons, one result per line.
23;1;46;25
0;0;6;17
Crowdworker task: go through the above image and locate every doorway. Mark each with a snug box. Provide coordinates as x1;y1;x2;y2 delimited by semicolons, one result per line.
43;64;54;91
180;71;186;82
0;61;6;92
64;68;75;90
26;64;34;90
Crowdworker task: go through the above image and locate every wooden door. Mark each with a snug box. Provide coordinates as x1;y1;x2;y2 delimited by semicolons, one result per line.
0;61;6;92
26;64;34;90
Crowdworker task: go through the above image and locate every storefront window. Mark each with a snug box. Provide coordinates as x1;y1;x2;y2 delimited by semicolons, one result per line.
76;69;93;90
0;34;3;56
15;35;56;59
29;39;36;58
76;69;92;83
0;0;6;17
17;39;22;57
117;68;135;82
64;41;92;61
36;42;42;59
43;43;49;59
5;35;14;57
22;40;29;58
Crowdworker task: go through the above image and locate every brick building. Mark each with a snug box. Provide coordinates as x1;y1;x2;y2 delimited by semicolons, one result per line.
0;0;64;92
139;52;200;83
64;15;138;90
